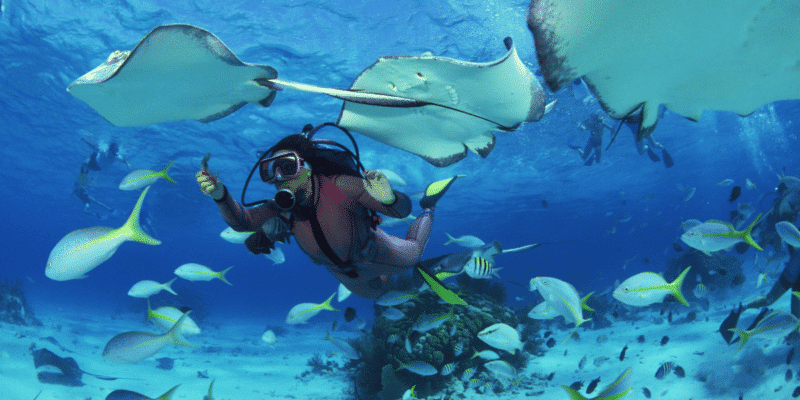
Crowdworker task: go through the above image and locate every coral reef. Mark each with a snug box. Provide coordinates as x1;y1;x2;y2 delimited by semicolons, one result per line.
353;286;529;398
306;352;337;374
0;279;41;326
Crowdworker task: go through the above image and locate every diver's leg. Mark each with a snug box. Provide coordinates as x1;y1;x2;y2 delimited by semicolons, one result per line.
594;144;602;164
633;132;647;155
580;140;593;160
368;209;434;275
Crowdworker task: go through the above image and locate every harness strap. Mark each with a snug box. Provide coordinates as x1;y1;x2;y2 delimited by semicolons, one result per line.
296;204;358;278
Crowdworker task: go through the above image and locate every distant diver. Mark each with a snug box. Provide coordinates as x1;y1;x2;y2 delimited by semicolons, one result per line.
606;105;674;168
569;112;614;166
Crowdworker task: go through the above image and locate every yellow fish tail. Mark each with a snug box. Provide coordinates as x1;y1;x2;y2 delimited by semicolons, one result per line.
581;292;595;311
160;160;177;183
155;384;181;400
668;266;691;307
729;328;750;354
206;380;216;400
321;292;338;312
121;186;161;246
560;385;589;400
216;266;234;286
146;298;154;321
742;214;764;251
168;311;198;348
562;318;591;344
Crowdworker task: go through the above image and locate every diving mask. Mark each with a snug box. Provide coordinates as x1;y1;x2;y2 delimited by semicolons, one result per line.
259;152;305;183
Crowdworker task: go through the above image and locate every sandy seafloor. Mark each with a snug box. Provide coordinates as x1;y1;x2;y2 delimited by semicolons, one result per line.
2;283;799;400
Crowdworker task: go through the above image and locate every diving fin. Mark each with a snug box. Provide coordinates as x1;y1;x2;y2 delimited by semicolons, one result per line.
415;267;467;306
662;148;674;168
420;175;462;209
646;146;661;162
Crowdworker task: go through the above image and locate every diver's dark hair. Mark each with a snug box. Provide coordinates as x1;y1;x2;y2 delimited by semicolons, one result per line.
265;130;363;178
241;124;365;207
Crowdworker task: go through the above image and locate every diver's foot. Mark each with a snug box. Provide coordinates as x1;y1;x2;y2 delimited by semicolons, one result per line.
420;175;462;209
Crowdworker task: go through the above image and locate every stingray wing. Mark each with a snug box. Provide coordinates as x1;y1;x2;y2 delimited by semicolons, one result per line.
67;24;277;127
528;0;800;139
337;38;547;167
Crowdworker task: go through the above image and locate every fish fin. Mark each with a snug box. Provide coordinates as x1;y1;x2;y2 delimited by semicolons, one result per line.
728;328;749;354
216;266;234;286
121;186;161;245
492;267;503;279
581;292;595;312
206;380;216;400
160;160;177;183
162;278;178;296
444;232;456;245
321;292;339;312
560;385;589;400
595;367;633;400
416;267;467;306
155;384;181;400
668;267;691;307
562;318;591;345
168;311;198;348
146;298;154;322
742;214;764;251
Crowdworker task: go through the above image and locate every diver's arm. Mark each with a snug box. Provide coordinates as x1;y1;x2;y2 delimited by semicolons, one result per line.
336;175;411;218
215;186;281;232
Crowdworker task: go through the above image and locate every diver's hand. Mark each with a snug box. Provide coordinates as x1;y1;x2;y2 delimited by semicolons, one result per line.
196;170;225;200
364;170;396;205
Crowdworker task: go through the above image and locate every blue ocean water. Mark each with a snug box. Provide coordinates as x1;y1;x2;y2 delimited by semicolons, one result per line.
1;0;799;394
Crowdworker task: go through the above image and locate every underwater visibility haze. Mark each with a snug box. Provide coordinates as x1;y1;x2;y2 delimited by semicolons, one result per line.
2;0;800;399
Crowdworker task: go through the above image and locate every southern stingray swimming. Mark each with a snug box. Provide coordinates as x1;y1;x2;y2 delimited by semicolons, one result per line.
67;24;556;167
527;0;800;139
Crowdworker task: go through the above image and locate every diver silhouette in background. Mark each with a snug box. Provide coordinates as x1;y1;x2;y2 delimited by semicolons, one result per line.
605;105;674;168
569;112;614;166
74;139;129;217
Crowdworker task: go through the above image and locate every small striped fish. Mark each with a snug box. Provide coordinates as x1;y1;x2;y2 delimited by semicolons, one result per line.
453;341;465;357
463;257;502;279
440;362;458;376
461;368;476;381
655;361;673;380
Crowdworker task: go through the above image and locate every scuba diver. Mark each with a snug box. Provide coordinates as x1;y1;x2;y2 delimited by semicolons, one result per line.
76;139;130;187
605;105;674;168
195;123;459;299
569;112;615;166
74;139;130;216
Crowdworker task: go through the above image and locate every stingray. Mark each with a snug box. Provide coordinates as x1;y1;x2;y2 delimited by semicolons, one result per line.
528;0;800;139
68;24;555;167
32;348;124;386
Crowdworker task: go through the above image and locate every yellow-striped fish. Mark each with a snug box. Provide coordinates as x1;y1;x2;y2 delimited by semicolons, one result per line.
464;257;502;279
